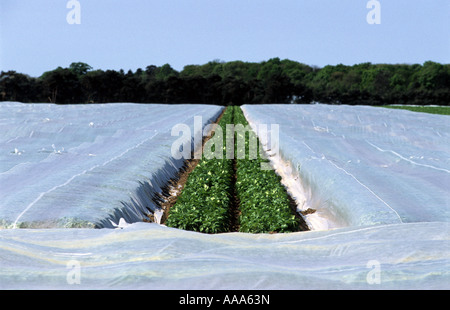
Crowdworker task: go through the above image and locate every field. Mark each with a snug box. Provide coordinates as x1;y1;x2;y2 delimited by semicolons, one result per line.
165;106;304;233
0;102;448;289
382;105;450;115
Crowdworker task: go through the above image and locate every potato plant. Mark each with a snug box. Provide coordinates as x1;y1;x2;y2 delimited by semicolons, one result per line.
233;107;300;233
165;107;233;233
166;106;300;234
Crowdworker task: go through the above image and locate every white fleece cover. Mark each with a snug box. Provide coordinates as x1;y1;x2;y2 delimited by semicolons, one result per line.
242;104;450;230
0;102;222;228
0;103;448;289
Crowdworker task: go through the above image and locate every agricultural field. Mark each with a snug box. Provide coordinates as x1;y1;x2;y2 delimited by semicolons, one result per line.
165;106;302;233
164;107;234;233
0;102;448;290
382;105;450;115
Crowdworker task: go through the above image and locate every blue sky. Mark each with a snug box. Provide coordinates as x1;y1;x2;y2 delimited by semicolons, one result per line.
1;0;449;77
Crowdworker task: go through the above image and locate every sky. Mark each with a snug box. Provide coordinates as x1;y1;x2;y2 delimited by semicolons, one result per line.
1;0;449;77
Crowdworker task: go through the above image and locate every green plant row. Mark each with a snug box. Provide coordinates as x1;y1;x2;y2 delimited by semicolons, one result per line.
166;106;300;233
233;107;300;233
165;107;234;233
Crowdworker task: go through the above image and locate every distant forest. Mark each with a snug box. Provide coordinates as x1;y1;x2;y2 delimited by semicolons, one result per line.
1;58;449;106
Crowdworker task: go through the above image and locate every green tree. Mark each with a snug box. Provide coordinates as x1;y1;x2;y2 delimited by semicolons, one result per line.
411;61;450;105
69;62;93;77
180;64;203;78
416;61;449;90
79;69;124;103
120;70;146;102
308;64;347;103
360;64;393;105
0;71;41;102
40;67;82;103
155;64;179;80
222;61;260;82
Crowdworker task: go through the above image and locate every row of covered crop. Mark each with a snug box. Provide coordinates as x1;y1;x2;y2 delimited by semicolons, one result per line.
165;106;302;233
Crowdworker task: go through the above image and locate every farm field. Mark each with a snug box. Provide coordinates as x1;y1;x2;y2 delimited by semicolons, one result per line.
165;106;303;233
0;102;449;289
382;105;450;115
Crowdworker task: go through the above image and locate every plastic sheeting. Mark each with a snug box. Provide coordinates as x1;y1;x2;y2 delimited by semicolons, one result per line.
0;103;448;290
242;104;450;229
0;102;223;228
0;222;448;289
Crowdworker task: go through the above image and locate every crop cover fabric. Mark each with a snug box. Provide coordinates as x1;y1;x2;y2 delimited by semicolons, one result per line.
0;102;223;228
0;222;448;289
0;103;448;290
242;104;450;229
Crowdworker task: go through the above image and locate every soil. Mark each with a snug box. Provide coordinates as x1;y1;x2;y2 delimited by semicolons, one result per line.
228;141;241;232
300;208;317;216
156;158;199;225
288;194;311;231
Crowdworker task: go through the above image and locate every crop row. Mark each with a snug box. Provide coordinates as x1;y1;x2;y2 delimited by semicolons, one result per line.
165;108;233;233
165;106;301;233
233;107;300;233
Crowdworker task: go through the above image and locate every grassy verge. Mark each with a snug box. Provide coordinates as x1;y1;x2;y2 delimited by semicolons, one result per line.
382;105;450;115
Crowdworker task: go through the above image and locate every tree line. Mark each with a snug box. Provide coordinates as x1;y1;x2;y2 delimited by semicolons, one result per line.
1;58;449;106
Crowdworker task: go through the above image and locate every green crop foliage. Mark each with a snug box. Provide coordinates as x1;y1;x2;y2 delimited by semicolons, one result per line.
233;107;300;233
166;106;301;234
166;107;234;233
